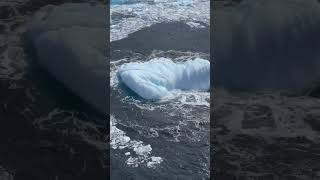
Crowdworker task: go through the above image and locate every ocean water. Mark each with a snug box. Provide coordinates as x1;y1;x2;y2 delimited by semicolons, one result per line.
213;0;320;90
110;51;210;179
110;0;210;179
110;0;209;41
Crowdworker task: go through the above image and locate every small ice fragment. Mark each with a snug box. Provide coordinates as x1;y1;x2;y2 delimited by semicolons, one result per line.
134;144;152;156
147;157;163;168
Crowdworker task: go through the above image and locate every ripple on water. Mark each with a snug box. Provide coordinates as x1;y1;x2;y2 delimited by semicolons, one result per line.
110;51;210;177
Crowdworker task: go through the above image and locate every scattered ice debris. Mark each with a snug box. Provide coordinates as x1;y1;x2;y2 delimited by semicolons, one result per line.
110;116;163;168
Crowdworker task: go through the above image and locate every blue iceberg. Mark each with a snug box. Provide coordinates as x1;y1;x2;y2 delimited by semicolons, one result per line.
117;58;210;100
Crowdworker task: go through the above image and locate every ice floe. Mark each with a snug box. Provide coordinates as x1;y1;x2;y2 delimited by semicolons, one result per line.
117;57;210;100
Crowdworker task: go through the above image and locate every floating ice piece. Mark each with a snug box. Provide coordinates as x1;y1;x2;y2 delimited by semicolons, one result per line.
117;58;210;100
186;22;205;29
147;157;163;168
111;116;162;168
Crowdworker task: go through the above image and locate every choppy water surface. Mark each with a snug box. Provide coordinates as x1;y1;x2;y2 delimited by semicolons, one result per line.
110;50;210;179
110;0;210;179
110;0;209;41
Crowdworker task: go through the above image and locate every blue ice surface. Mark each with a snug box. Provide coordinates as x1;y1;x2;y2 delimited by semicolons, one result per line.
117;58;210;100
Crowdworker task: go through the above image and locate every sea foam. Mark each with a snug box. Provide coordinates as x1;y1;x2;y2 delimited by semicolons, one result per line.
117;58;210;100
111;116;162;168
110;0;209;41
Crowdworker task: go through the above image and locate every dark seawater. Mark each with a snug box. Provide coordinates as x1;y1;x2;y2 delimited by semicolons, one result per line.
110;22;210;179
213;0;320;91
212;0;320;179
0;2;108;179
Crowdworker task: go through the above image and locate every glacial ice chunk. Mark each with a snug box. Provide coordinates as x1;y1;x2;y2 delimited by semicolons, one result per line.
117;58;210;100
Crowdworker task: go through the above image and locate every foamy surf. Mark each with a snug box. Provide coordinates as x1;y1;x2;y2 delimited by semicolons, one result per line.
110;0;209;41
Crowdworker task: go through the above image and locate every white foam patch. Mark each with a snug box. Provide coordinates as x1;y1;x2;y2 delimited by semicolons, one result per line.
117;58;210;100
186;21;206;29
110;115;163;168
110;0;209;41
